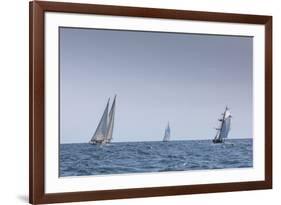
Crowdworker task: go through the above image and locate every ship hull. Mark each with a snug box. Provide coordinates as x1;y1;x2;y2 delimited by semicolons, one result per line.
89;140;106;145
212;139;224;144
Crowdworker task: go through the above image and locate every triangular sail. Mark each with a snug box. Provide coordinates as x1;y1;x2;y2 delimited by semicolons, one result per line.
105;95;116;143
90;99;110;143
220;110;231;139
163;123;171;142
214;130;220;140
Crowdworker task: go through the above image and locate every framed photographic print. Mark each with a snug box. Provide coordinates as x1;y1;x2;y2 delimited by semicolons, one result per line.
29;1;272;204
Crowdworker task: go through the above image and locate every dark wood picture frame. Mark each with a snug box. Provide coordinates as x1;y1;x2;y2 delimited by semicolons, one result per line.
29;1;272;204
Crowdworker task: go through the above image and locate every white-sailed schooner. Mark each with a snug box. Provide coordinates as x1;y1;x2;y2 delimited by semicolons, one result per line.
89;95;116;145
163;122;171;142
213;106;232;143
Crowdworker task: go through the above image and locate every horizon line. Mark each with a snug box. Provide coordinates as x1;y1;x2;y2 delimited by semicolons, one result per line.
61;137;252;145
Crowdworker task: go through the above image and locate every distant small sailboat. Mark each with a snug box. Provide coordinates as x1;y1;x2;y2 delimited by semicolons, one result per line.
213;106;232;144
163;122;171;142
89;95;116;145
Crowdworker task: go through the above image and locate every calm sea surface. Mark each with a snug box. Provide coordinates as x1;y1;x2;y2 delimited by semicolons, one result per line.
60;139;253;177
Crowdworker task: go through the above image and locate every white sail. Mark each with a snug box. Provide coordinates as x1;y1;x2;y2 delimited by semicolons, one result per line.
218;108;231;140
105;95;116;143
220;113;231;139
163;123;171;142
90;99;110;143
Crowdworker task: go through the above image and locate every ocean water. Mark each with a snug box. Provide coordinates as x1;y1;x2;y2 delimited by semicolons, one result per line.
60;139;253;177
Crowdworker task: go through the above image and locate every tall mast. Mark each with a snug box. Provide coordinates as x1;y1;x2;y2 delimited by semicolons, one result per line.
105;95;116;143
218;106;228;141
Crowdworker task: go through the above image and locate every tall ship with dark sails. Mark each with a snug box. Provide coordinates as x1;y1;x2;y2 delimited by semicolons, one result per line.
213;106;232;144
163;122;171;142
89;95;116;145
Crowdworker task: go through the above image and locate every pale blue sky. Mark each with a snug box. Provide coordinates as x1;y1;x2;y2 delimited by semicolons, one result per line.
59;27;253;144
